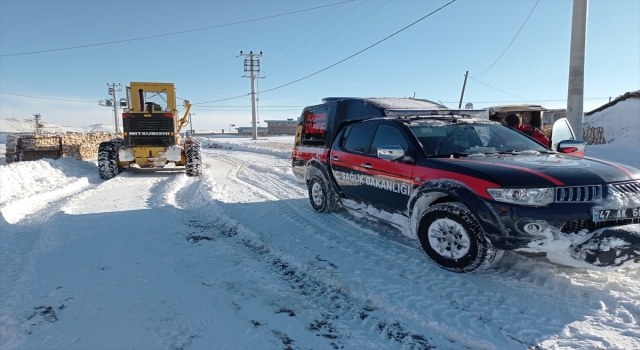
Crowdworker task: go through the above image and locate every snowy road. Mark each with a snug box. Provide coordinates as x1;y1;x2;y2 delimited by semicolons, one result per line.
1;137;639;350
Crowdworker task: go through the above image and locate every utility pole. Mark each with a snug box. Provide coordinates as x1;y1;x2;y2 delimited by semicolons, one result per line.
458;71;469;109
108;83;122;134
189;112;194;136
566;0;588;140
240;51;264;140
33;113;42;134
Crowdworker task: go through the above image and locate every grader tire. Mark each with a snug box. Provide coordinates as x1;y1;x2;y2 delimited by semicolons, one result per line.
185;138;202;177
98;141;120;180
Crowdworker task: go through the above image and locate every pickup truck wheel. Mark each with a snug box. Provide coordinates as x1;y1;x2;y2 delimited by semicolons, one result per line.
307;175;337;213
417;203;503;273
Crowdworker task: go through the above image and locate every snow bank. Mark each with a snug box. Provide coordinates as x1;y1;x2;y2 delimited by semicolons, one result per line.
198;135;294;158
0;157;98;223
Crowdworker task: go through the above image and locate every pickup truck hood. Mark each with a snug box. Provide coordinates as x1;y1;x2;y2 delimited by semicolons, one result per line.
430;153;640;187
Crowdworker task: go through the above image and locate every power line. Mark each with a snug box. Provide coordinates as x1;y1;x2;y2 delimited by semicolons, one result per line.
144;57;238;80
193;94;250;105
192;0;455;104
468;77;534;102
0;0;355;57
260;0;456;95
268;0;391;77
265;4;343;66
472;0;540;77
192;105;305;108
191;109;300;112
0;92;96;103
267;0;366;74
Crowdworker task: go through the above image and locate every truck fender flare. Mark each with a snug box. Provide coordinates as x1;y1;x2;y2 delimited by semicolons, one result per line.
407;180;506;240
304;159;342;196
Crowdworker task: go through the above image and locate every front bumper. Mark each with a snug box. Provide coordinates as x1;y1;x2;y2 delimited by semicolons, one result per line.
485;200;640;250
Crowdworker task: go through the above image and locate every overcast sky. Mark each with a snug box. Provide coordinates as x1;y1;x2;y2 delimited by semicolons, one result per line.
0;0;638;132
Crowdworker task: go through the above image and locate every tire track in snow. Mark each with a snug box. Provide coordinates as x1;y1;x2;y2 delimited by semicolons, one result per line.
0;170;159;349
192;151;497;349
202;149;640;349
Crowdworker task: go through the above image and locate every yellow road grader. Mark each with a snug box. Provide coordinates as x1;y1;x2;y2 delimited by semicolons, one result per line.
98;82;202;179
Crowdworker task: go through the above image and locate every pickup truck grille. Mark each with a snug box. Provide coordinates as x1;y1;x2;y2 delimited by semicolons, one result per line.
555;185;602;203
609;181;640;197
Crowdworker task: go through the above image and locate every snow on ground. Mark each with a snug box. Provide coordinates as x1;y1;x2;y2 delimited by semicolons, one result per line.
1;134;640;350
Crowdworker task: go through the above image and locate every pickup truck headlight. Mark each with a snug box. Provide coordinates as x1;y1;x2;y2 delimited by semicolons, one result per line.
487;188;554;206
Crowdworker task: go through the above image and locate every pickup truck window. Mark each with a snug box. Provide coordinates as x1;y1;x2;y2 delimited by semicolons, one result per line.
369;124;408;156
343;123;377;154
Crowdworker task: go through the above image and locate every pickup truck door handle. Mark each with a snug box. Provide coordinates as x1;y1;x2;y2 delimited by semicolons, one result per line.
361;163;373;169
331;156;339;161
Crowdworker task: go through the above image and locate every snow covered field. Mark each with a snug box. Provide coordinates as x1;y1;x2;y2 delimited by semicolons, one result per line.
0;133;639;350
1;98;640;349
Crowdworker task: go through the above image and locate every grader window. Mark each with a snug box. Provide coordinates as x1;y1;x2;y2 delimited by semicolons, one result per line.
144;91;168;112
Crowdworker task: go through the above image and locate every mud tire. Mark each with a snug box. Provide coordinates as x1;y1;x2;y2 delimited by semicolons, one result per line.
185;137;202;177
307;175;338;213
98;141;120;180
417;203;503;273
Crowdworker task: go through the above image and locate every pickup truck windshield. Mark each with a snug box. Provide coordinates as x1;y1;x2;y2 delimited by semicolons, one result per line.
409;123;548;156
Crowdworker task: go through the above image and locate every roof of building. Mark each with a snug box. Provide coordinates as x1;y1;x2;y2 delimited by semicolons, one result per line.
585;90;640;116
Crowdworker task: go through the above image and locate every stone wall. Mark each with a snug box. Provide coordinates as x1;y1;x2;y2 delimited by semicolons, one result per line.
541;125;606;145
5;132;122;164
583;126;606;145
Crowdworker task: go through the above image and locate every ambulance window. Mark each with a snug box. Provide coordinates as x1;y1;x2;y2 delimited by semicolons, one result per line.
343;123;376;153
370;124;408;156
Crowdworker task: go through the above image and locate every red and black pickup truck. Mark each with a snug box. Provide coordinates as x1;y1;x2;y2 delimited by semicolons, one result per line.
292;97;640;273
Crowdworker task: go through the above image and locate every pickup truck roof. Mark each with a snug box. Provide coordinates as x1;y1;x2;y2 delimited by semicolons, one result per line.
299;97;488;148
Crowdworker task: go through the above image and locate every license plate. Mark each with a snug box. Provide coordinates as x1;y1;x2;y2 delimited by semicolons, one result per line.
593;207;640;222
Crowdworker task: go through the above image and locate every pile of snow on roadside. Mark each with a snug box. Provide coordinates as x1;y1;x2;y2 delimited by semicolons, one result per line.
199;136;292;158
0;158;98;224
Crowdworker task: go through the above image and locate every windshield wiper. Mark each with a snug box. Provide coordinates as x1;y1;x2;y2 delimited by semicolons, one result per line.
428;152;469;158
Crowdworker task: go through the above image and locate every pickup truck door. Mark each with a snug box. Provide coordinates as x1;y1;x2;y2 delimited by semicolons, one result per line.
360;124;415;212
330;123;415;212
329;124;377;202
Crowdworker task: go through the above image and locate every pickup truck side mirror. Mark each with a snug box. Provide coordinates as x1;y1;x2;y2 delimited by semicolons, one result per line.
377;145;404;161
557;140;587;157
550;118;575;151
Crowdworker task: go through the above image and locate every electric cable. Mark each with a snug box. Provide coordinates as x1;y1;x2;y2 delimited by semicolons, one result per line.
193;0;455;104
265;5;342;65
0;0;355;57
0;92;96;103
259;0;456;95
468;77;534;102
471;0;540;77
266;0;366;74
144;57;238;80
268;0;391;77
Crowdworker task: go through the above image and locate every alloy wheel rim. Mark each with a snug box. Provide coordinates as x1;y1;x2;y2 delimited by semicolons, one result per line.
311;182;324;206
427;218;470;259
